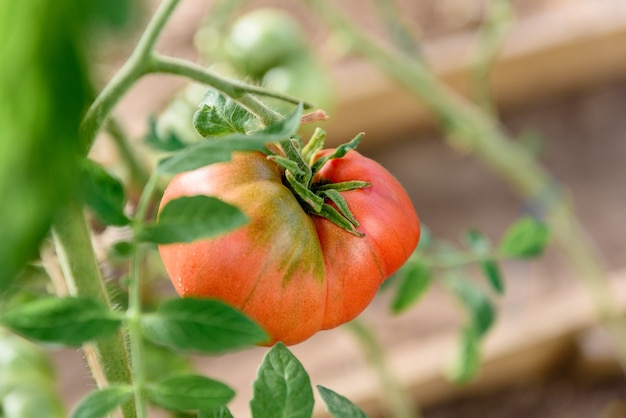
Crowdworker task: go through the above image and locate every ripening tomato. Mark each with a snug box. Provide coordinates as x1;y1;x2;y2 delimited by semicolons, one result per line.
158;150;420;345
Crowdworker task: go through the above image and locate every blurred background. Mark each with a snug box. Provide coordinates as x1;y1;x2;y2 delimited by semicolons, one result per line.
52;0;626;416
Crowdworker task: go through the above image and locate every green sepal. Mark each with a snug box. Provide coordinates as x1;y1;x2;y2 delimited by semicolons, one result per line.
285;171;324;213
310;132;364;176
320;189;360;227
301;127;326;164
319;204;364;237
314;181;371;192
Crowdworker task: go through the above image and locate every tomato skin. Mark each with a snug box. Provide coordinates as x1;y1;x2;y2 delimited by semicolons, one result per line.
158;151;419;345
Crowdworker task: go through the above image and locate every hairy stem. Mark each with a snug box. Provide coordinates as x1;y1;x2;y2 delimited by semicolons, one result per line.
52;201;135;418
106;118;151;188
347;320;420;418
309;0;626;372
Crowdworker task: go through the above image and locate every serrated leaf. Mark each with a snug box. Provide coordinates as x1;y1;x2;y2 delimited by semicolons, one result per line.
390;260;432;314
317;386;369;418
142;298;268;353
138;196;247;244
1;297;122;346
193;90;253;136
145;116;187;151
148;375;234;412
499;217;550;258
158;103;302;175
79;159;130;226
447;278;495;337
199;406;234;418
464;229;504;294
71;385;133;418
250;343;314;418
448;325;481;383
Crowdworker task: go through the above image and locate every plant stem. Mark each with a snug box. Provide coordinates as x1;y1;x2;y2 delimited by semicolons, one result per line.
347;319;419;418
309;0;626;372
52;200;135;418
470;0;514;115
81;0;182;151
106;117;151;188
126;172;160;418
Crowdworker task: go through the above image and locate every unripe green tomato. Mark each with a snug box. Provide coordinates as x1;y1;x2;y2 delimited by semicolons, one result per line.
223;8;308;79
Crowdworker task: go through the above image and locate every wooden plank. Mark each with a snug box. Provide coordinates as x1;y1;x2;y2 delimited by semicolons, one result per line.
324;0;626;144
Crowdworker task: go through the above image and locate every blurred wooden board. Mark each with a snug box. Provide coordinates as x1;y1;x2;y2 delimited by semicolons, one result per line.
324;0;626;144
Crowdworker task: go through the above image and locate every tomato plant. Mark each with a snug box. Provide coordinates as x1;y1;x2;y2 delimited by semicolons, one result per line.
158;143;420;345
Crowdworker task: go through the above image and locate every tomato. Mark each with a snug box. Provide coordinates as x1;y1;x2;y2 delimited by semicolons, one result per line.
222;8;308;80
158;150;420;345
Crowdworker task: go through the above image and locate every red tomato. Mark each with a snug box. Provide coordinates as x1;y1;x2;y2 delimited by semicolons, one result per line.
158;150;420;345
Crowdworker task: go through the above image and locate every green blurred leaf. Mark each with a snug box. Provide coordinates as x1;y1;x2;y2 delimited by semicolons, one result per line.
79;159;130;226
71;385;133;418
499;217;550;258
142;298;268;353
148;375;234;412
447;278;495;338
158;103;302;175
199;407;234;418
1;297;122;346
0;329;65;418
317;386;368;418
390;260;432;314
0;1;91;290
138;196;248;244
464;229;504;294
143;339;194;383
250;343;314;418
145;116;188;151
193;89;254;136
448;325;481;383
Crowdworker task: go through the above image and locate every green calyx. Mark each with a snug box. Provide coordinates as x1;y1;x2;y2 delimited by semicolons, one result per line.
268;128;370;236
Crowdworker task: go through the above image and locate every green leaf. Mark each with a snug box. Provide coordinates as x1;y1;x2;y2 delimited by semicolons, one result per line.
145;116;187;151
0;1;91;290
1;297;122;346
317;386;369;418
79;159;130;226
142;298;268;353
193;89;254;136
448;325;481;383
158;103;302;175
71;385;133;418
148;375;234;412
447;278;495;337
250;343;314;418
138;196;248;244
464;229;504;294
199;406;234;418
390;260;432;314
498;217;550;258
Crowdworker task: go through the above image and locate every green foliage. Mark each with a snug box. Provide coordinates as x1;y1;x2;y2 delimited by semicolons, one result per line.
157;102;301;175
447;325;481;384
250;343;314;418
317;386;369;418
145;117;188;151
138;196;248;244
71;385;134;418
79;159;130;226
147;375;235;412
0;0;91;290
0;329;64;418
193;90;255;136
390;259;432;314
465;229;504;294
1;297;123;347
447;277;495;338
499;217;550;258
141;298;268;353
